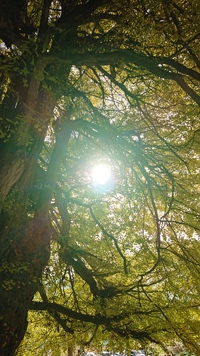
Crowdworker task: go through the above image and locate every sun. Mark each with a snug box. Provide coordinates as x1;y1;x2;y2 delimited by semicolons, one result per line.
91;163;112;185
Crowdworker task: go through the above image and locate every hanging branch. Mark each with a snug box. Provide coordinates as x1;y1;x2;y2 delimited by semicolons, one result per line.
38;283;74;334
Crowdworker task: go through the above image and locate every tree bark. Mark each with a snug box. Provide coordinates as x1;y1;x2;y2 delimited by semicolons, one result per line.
0;60;56;353
0;201;51;355
0;92;74;355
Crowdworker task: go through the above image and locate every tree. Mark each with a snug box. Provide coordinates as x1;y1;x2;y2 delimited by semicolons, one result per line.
0;0;200;355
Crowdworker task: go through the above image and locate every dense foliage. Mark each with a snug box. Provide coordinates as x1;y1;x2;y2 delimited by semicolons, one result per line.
0;0;200;355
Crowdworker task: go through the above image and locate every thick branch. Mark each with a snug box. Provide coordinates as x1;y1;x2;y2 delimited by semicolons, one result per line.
160;57;200;81
30;301;157;342
43;49;200;105
38;0;52;38
35;117;74;217
59;247;100;296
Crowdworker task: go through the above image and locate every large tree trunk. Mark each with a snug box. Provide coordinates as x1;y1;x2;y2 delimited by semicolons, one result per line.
0;213;50;355
0;62;57;353
0;139;51;354
0;81;73;354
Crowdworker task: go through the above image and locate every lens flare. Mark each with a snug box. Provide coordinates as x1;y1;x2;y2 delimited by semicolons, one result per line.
91;164;111;185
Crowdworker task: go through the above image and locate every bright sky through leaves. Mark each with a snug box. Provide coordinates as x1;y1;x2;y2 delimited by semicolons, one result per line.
91;164;112;185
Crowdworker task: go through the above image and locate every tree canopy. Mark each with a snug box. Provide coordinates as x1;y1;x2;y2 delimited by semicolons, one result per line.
0;0;200;355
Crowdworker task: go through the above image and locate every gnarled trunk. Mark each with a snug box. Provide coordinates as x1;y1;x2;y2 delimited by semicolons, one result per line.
0;213;50;355
0;64;57;353
0;88;73;354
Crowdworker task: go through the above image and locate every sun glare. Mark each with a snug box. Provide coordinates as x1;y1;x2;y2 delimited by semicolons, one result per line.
91;164;112;185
